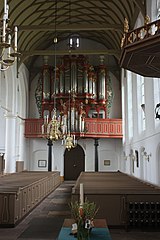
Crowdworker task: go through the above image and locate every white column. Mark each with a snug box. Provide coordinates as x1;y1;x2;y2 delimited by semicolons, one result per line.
4;114;16;173
18;119;25;167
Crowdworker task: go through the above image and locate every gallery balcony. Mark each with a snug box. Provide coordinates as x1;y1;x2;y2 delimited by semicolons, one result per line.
120;19;160;78
24;118;123;139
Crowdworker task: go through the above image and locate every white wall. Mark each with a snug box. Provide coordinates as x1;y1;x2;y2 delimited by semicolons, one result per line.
120;6;160;186
29;73;41;118
109;72;121;119
28;138;122;176
121;68;160;186
0;71;6;153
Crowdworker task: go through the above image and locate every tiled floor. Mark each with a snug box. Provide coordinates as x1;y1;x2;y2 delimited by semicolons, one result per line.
0;181;160;240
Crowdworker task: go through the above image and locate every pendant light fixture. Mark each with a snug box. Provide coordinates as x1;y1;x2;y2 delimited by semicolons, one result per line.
0;0;21;71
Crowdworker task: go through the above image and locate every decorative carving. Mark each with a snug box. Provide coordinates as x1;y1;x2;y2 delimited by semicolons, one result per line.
35;75;42;118
106;75;113;118
138;28;147;39
124;18;129;33
41;55;110;122
121;18;129;48
144;15;150;25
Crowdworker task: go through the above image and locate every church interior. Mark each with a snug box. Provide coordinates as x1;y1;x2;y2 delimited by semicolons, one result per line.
1;0;160;239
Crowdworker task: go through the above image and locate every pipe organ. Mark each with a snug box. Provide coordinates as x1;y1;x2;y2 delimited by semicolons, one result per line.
41;55;110;134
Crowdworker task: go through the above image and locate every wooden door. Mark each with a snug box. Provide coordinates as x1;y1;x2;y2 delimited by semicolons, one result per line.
64;144;85;180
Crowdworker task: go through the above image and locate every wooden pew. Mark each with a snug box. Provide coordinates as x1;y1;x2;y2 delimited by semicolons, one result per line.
72;172;160;228
0;171;61;227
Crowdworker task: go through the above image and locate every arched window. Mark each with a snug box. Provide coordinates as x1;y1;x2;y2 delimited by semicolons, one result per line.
157;0;160;18
137;75;146;133
127;70;133;140
153;77;160;127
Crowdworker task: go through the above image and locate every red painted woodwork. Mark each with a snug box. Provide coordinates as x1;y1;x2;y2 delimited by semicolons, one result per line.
85;118;122;138
24;118;123;138
24;119;43;138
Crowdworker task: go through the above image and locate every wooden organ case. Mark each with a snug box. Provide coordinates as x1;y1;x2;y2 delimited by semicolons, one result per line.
25;55;122;139
41;55;109;135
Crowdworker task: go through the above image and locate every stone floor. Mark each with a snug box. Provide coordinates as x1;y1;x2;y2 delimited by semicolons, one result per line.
0;181;160;240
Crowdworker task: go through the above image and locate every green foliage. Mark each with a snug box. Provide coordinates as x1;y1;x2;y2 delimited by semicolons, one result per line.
69;199;99;221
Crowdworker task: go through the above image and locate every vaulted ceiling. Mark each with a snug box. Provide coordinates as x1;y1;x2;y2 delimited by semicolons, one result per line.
0;0;146;71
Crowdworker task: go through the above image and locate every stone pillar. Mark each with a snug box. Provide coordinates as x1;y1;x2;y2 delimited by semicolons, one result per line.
47;139;53;171
4;114;16;173
94;138;99;172
17;119;25;172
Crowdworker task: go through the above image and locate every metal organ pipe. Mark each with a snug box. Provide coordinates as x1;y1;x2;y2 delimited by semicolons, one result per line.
43;65;51;101
71;61;77;92
75;110;78;132
55;67;59;94
98;65;106;103
41;55;109;130
89;66;93;95
83;64;89;93
71;107;75;132
92;78;97;99
59;66;64;93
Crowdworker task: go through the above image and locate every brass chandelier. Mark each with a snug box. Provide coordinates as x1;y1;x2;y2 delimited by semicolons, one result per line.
0;0;20;71
41;0;84;150
41;37;63;142
41;38;77;150
41;108;63;142
61;90;77;151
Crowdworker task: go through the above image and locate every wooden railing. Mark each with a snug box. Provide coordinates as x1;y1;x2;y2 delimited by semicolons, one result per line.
122;19;160;48
85;118;122;138
25;119;43;138
24;118;123;138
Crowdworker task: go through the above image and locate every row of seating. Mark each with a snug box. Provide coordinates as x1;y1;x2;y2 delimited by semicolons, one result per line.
72;171;160;228
0;171;60;227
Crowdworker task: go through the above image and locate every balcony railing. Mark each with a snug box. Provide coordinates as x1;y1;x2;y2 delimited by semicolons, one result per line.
85;118;122;138
122;19;160;48
120;18;160;77
24;118;122;138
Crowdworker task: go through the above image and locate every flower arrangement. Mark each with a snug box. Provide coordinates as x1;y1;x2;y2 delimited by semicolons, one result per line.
69;199;99;240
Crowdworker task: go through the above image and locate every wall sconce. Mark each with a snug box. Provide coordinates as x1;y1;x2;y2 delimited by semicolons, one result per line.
141;147;151;161
129;149;135;161
155;103;160;119
0;153;4;174
141;103;145;113
123;151;127;160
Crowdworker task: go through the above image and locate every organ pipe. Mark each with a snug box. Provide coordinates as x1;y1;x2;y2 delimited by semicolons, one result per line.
41;55;110;129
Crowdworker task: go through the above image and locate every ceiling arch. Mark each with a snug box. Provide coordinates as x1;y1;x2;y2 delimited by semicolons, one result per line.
1;0;146;70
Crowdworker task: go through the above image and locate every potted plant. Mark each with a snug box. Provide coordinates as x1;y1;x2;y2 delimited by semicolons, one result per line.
69;199;99;240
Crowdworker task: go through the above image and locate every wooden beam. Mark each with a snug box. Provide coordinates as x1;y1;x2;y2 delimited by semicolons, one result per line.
18;24;123;33
21;49;120;57
19;49;120;67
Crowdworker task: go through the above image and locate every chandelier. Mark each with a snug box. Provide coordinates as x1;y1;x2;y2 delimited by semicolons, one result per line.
0;0;20;71
41;109;63;141
41;0;83;149
62;132;77;151
62;90;77;151
41;37;63;142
